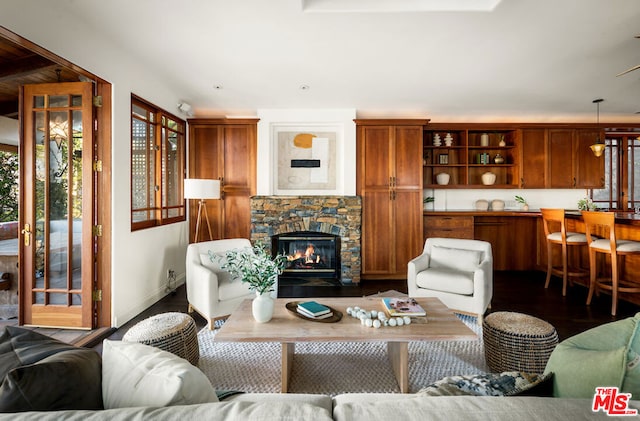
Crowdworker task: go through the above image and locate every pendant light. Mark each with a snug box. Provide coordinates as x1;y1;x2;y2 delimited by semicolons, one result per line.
590;98;605;157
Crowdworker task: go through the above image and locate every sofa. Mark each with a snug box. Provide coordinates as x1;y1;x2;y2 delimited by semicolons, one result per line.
1;314;640;420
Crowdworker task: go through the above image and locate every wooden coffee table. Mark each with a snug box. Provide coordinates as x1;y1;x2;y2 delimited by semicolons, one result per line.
215;296;477;393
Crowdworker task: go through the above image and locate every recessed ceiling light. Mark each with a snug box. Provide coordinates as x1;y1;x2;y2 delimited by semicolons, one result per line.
299;85;310;91
213;85;223;90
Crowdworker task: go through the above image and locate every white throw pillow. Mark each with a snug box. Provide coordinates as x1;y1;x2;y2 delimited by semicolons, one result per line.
101;340;218;409
430;245;482;272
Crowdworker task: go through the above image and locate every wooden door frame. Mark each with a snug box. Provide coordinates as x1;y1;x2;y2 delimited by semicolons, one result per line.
1;26;112;329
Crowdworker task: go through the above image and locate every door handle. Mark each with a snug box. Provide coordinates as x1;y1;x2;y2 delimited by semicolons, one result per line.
21;223;31;247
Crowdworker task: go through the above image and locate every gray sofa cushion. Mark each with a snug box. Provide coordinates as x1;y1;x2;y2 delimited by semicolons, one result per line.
0;399;334;421
0;326;102;412
333;395;635;421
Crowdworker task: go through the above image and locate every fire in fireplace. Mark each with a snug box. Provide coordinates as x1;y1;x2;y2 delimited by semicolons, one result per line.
272;231;340;280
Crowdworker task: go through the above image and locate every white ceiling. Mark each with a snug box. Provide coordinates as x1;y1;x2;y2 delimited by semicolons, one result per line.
64;0;640;122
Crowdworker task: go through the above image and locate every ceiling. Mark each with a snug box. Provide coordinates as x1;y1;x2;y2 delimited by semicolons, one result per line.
2;0;640;122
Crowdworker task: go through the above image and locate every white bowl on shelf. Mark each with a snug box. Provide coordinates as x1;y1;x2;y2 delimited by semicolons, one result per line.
436;173;450;185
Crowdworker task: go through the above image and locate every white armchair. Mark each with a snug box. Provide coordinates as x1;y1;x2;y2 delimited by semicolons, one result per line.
407;237;493;323
186;238;254;329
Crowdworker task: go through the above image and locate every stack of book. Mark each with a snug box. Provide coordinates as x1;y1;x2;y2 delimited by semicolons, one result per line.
297;301;333;319
381;297;426;317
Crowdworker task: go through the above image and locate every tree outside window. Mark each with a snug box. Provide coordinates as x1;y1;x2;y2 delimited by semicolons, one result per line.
0;149;19;223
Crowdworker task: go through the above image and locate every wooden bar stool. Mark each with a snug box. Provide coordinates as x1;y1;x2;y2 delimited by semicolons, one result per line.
541;208;589;296
582;211;640;316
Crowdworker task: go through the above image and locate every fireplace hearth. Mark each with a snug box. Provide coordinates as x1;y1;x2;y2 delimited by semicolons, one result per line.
250;195;361;285
272;231;340;280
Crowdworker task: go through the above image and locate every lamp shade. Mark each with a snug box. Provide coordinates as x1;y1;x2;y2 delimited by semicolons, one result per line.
184;178;221;199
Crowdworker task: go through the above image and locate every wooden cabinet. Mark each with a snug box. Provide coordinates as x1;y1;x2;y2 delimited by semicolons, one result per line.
423;124;520;188
520;129;547;188
356;119;427;279
187;118;257;242
574;129;605;188
474;216;537;271
547;128;605;189
548;129;576;188
423;215;474;241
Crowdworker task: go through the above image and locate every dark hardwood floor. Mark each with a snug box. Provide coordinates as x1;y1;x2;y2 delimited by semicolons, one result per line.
91;270;640;350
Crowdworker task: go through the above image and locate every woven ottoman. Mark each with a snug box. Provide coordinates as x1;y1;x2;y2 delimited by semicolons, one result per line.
122;312;199;365
482;311;558;374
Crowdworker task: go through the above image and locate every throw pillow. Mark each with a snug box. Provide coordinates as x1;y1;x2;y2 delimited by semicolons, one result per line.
0;326;103;412
430;245;482;272
0;348;103;412
102;339;218;409
417;371;553;397
544;312;640;399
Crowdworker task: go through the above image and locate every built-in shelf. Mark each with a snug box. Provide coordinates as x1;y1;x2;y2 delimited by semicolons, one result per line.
424;128;520;188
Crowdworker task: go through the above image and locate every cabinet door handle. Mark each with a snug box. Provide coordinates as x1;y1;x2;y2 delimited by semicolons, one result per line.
573;177;576;188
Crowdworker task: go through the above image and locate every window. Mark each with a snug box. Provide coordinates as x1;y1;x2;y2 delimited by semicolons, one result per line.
131;95;185;230
592;129;640;211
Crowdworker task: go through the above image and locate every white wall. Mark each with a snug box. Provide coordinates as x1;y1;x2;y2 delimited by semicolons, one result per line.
256;109;357;196
426;188;588;211
0;116;18;146
1;1;189;327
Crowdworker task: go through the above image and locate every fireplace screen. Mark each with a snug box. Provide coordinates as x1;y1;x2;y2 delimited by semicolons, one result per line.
272;232;340;279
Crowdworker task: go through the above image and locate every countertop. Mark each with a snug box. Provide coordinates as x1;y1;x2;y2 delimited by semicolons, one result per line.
423;209;640;225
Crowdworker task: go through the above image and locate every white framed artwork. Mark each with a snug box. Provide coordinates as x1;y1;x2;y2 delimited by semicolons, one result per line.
272;124;341;195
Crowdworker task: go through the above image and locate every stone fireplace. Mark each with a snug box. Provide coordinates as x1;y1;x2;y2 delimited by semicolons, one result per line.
250;196;361;284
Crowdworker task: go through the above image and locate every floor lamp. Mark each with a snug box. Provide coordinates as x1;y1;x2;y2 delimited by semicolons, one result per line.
184;178;221;242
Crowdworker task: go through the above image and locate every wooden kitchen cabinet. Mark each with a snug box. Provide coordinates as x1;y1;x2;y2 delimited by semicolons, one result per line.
574;129;605;188
188;118;257;242
548;128;604;189
356;119;428;279
519;129;547;188
474;216;537;270
423;215;474;241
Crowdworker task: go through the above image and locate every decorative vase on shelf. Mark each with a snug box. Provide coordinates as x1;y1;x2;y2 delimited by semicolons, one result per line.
444;133;453;147
499;137;506;147
491;199;505;211
494;154;504;164
433;133;442;146
481;171;496;185
436;172;450;185
252;291;275;323
480;133;490;147
475;199;489;211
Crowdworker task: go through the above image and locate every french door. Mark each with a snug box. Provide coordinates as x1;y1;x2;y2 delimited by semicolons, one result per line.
20;82;95;329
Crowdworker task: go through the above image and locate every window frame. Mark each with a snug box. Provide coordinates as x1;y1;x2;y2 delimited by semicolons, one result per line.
130;94;185;231
591;129;640;211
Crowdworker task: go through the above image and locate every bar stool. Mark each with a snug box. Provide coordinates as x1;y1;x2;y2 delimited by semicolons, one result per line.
541;208;589;296
582;211;640;316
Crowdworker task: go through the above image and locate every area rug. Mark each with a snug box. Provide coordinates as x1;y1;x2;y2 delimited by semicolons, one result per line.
197;313;488;395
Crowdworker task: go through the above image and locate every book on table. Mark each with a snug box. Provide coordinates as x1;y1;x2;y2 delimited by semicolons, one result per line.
381;297;426;317
296;307;334;319
297;301;332;317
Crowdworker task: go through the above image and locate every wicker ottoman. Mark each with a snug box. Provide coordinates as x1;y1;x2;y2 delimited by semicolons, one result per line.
482;311;558;374
122;312;199;365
